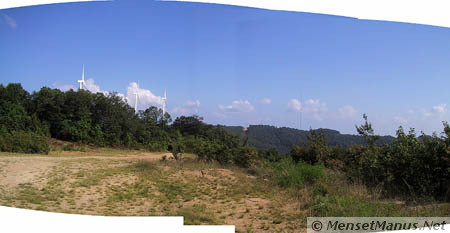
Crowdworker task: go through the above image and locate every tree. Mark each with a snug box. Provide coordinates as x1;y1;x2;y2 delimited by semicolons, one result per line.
290;128;329;165
139;106;161;126
355;114;380;147
0;83;31;107
32;87;65;138
172;115;205;136
168;132;184;160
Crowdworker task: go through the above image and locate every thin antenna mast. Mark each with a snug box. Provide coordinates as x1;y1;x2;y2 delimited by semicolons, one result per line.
300;92;303;130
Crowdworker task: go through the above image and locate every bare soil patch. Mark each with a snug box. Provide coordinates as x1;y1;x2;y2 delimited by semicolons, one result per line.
0;151;303;232
0;158;54;187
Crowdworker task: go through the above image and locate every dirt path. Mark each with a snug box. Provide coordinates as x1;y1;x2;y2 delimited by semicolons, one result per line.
0;151;172;188
56;151;173;160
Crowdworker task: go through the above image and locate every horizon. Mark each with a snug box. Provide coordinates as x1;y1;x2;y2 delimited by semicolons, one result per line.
1;0;449;136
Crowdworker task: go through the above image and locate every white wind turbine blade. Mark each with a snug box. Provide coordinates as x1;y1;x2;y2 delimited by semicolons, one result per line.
82;65;85;82
82;82;88;91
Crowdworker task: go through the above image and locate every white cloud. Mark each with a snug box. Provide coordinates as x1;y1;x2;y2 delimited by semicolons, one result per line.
52;83;75;92
51;78;165;110
287;99;302;112
423;110;432;117
2;14;16;29
287;99;328;113
394;116;408;124
213;112;228;119
338;105;357;118
261;98;271;105
390;104;449;134
186;99;200;107
127;82;164;110
171;106;192;115
84;78;107;94
432;104;447;114
114;92;127;102
171;100;201;115
287;98;328;121
303;99;328;113
219;100;255;113
421;104;448;118
82;80;164;111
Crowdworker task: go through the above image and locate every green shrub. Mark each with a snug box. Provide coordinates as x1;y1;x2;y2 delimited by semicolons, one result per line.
234;145;258;168
341;117;450;200
62;144;75;151
290;129;330;165
258;148;284;162
181;135;199;153
0;130;50;154
272;158;323;189
193;137;240;165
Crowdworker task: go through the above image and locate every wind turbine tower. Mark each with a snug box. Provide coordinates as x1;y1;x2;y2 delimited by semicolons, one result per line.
162;89;167;117
134;92;139;113
77;65;86;90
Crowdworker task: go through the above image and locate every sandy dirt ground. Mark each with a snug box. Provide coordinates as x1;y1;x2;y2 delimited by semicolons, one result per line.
0;152;172;187
0;151;304;233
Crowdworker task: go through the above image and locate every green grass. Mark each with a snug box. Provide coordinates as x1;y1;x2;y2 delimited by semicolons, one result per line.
106;180;153;203
271;159;324;189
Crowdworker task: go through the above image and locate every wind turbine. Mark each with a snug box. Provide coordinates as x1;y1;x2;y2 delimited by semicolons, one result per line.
134;91;139;113
161;88;167;118
77;65;86;90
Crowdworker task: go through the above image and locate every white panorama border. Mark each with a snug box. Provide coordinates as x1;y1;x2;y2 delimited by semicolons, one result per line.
0;0;103;10
166;0;450;29
1;0;449;28
0;206;235;233
0;206;184;233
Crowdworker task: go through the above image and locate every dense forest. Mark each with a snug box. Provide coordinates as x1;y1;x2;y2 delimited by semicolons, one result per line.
1;83;449;201
0;83;255;167
224;125;395;154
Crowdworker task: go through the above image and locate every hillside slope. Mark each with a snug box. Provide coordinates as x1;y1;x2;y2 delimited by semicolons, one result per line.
224;125;395;154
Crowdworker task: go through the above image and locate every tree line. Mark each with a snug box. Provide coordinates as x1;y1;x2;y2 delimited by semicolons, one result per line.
224;125;395;154
0;83;257;167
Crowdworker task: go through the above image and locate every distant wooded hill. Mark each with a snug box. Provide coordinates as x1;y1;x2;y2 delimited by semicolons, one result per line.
224;125;395;154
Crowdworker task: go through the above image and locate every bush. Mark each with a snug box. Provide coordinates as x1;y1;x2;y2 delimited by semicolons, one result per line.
147;141;167;152
370;126;449;199
272;158;323;189
336;118;450;200
259;148;284;162
181;135;199;153
0;130;50;154
234;145;258;168
290;129;330;165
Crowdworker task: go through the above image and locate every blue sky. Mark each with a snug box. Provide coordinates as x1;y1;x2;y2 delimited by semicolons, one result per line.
1;0;449;135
